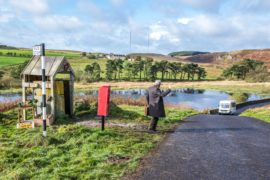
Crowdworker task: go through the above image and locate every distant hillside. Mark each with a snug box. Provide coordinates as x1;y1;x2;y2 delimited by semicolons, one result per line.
173;49;270;67
128;53;180;61
169;51;209;57
0;44;17;49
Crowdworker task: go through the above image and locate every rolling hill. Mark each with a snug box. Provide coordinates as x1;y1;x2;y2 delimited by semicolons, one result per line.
128;49;270;68
128;53;180;61
174;49;270;67
169;51;209;57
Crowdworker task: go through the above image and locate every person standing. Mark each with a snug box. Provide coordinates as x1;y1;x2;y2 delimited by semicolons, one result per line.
146;80;171;131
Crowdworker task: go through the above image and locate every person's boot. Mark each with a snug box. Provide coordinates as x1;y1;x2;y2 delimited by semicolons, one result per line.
148;118;156;131
152;118;158;131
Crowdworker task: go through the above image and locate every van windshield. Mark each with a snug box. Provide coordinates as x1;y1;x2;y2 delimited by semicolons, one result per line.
220;103;230;108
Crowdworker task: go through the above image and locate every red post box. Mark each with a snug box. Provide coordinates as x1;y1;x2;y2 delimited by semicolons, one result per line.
97;85;110;130
97;85;111;116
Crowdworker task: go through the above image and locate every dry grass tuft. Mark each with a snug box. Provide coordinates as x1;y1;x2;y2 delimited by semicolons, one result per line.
75;95;147;107
0;100;19;112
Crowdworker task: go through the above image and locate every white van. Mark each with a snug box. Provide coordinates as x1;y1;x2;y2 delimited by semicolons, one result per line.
218;100;236;115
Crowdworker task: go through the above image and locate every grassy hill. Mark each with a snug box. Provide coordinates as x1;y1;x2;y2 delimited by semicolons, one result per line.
1;46;270;85
173;49;270;67
169;51;209;57
129;49;270;69
128;53;180;61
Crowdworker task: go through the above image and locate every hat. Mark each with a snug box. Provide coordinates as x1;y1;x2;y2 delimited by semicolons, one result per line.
154;80;161;86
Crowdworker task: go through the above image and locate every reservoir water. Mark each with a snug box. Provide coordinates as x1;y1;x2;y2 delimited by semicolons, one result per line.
78;88;267;110
0;89;267;110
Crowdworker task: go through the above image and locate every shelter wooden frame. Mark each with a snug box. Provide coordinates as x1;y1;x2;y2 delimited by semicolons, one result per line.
21;56;75;124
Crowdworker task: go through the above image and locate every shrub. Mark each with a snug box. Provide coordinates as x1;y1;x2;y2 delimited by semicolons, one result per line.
0;77;21;89
0;70;4;80
245;66;270;82
55;113;70;125
0;100;20;113
75;100;91;112
74;69;85;82
230;92;249;103
222;59;267;81
10;61;29;79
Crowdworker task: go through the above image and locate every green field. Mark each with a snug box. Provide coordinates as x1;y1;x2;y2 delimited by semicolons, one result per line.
0;48;81;58
0;105;197;179
0;48;82;68
69;58;107;72
0;56;29;67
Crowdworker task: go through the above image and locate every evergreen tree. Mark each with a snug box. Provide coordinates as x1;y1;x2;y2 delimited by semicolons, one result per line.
123;61;133;80
144;58;153;80
115;59;124;79
196;67;207;80
105;60;114;80
92;62;101;81
134;57;144;81
148;63;159;81
156;60;168;80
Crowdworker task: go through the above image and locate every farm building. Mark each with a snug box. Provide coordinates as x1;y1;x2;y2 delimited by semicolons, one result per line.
105;53;126;60
21;56;75;125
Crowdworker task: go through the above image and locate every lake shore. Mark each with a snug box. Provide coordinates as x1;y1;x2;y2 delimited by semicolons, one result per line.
75;80;270;95
1;80;270;95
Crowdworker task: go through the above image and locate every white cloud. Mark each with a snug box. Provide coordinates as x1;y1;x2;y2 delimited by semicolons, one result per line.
0;0;270;54
0;7;15;23
77;0;102;17
189;15;231;36
177;18;192;25
10;0;49;14
235;0;270;13
33;15;83;31
0;14;14;23
150;23;180;44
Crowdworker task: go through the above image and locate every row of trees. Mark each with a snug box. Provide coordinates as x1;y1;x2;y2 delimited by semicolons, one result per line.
0;52;32;58
222;59;269;81
81;52;106;59
105;58;207;81
83;57;207;82
84;62;101;81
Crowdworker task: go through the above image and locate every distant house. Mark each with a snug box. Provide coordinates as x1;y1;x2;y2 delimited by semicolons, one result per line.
96;53;106;59
106;53;126;60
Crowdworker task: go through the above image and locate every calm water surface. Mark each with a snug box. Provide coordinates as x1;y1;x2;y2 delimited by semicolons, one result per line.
76;88;267;110
0;89;267;110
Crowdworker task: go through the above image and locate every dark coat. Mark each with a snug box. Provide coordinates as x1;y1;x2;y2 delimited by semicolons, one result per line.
146;86;171;118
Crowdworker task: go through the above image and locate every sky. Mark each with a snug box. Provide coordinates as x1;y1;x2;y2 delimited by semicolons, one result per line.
0;0;270;54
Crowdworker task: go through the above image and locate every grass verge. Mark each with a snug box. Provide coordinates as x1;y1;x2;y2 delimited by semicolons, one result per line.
240;105;270;123
0;105;197;179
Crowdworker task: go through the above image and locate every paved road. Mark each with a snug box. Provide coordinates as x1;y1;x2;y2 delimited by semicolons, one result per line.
235;101;270;115
135;114;270;180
